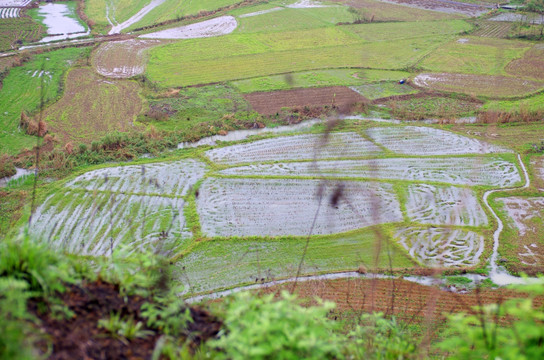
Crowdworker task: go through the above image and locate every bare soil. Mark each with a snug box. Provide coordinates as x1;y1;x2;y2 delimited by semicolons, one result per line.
243;86;368;115
29;279;222;359
376;0;488;16
261;278;544;322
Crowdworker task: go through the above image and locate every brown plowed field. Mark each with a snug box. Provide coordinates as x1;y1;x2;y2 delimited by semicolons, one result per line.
259;278;543;322
243;86;368;115
506;45;544;81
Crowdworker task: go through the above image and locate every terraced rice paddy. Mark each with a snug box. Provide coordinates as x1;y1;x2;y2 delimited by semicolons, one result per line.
31;191;190;256
178;231;415;295
93;39;162;78
499;197;544;237
196;178;403;237
413;73;544;98
498;197;544;268
395;227;485;267
205;132;383;164
65;159;206;196
0;16;44;51
405;184;488;226
0;7;20;18
220;157;521;187
29;159;206;255
472;21;512;38
366;126;510;155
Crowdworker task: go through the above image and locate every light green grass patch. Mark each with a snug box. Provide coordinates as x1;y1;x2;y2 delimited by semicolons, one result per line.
0;47;89;155
123;0;242;32
351;82;418;100
178;229;415;295
420;36;532;75
483;91;544;112
146;35;451;87
230;69;411;93
343;20;472;42
142;84;250;132
235;6;358;33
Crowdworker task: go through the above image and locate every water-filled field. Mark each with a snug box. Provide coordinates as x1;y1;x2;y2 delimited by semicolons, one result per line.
27;124;528;293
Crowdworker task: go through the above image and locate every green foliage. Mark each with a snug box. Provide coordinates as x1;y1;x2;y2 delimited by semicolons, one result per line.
209;291;341;360
98;312;154;344
0;235;81;298
438;280;544;359
0;278;38;360
344;312;418;359
95;245;179;298
141;297;191;336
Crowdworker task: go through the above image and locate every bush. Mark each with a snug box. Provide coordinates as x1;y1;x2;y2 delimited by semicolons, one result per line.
209;291;341;360
438;280;544;359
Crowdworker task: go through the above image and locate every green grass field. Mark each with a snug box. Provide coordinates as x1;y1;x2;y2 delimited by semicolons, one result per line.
0;47;89;155
420;37;532;75
230;69;411;93
146;29;452;87
483;92;544;112
0;17;45;52
351;82;418;100
234;6;358;33
178;229;416;294
143;84;250;131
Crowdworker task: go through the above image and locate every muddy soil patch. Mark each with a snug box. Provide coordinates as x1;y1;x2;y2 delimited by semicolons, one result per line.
93;39;162;78
42;67;142;144
413;73;544;98
29;279;221;359
244;86;367;115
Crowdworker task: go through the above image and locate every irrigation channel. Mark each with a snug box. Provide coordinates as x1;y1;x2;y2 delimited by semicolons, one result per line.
182;124;539;303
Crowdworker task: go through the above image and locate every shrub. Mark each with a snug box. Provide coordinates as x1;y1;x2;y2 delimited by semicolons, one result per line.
0;155;16;179
209;291;341;360
438;280;544;359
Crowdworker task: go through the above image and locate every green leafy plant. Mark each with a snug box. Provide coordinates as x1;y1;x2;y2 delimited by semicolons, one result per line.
141;296;192;337
438;279;544;359
209;291;341;360
0;234;82;298
344;312;418;359
99;312;154;344
0;278;38;360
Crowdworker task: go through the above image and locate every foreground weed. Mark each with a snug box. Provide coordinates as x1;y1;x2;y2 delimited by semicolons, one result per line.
98;312;154;344
209;291;341;360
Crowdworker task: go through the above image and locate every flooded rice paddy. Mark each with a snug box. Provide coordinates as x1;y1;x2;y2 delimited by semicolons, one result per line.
28;124;536;291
